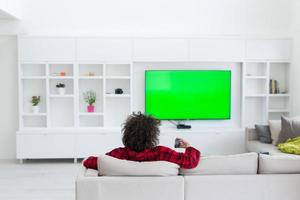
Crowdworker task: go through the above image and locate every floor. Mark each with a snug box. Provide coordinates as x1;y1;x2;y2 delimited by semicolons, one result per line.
0;160;81;200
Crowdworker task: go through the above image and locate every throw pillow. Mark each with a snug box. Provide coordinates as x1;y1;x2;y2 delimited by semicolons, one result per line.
268;120;281;145
255;125;272;144
276;116;300;145
98;155;180;176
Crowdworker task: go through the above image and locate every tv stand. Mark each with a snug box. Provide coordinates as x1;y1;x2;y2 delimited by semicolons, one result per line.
176;124;192;129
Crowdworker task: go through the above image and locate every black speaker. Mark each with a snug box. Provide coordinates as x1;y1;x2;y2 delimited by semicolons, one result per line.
115;88;123;94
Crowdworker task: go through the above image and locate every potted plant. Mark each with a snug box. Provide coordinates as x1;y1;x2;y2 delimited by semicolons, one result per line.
83;90;96;112
56;83;66;95
31;96;40;113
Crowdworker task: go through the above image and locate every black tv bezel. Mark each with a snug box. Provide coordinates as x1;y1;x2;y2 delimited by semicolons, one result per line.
144;69;232;120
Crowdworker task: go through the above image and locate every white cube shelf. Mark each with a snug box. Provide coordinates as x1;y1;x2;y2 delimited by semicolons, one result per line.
79;64;103;77
105;97;131;127
106;79;130;95
22;79;47;114
50;79;74;95
50;98;74;127
79;79;104;113
49;64;74;77
105;64;131;76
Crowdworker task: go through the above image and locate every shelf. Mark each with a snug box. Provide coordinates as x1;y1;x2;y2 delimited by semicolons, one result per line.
79;112;104;116
50;94;74;98
78;76;103;80
105;76;131;79
268;109;290;113
269;94;290;97
23;113;47;116
245;76;267;79
49;76;74;79
245;94;267;97
105;94;131;98
21;76;46;80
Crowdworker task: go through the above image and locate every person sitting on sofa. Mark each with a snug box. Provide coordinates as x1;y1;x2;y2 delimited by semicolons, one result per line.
83;112;200;170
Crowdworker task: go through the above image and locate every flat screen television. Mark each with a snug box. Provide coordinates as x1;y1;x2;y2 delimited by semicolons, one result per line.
145;70;231;120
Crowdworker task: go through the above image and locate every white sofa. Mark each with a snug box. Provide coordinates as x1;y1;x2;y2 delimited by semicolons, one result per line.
76;151;300;200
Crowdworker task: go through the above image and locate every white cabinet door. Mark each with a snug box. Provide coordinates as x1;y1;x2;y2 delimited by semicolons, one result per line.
246;39;291;60
47;134;75;158
16;134;48;159
16;133;75;159
190;39;245;61
19;37;76;61
76;38;132;61
133;39;189;61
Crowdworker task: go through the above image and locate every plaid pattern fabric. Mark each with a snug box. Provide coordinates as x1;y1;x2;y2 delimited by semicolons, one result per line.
83;146;200;170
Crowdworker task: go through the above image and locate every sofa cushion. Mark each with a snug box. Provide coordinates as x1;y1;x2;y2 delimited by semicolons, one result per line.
259;154;300;174
180;152;258;175
98;155;179;176
276;116;300;145
255;124;272;144
246;140;282;155
269;120;281;145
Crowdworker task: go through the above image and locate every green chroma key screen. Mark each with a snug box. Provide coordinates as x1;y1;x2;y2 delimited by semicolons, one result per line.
145;70;231;120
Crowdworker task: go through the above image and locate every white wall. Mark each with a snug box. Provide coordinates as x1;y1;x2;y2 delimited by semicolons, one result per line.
0;0;21;19
0;0;293;36
0;0;295;159
0;36;17;159
290;0;300;116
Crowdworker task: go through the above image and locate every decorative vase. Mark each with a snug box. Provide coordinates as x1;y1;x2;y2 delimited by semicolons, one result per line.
57;87;66;95
87;105;95;113
32;105;39;113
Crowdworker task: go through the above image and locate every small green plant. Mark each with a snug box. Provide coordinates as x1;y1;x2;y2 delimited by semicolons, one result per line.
56;83;65;88
83;91;96;105
31;96;40;106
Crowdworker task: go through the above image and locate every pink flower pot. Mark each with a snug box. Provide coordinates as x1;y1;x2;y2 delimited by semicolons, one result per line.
87;105;95;113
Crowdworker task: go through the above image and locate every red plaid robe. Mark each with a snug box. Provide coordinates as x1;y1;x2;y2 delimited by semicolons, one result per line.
83;146;200;170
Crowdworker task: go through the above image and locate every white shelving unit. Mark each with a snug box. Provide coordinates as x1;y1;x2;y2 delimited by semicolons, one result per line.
19;62;132;129
16;36;292;161
242;61;290;127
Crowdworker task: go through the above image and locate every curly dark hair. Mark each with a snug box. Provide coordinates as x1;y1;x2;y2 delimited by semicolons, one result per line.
122;112;161;152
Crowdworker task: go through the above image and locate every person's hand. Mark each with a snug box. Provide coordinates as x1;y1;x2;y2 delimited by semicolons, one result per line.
177;138;191;148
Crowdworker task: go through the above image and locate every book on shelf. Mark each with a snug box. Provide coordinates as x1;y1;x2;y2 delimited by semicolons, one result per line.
269;79;280;94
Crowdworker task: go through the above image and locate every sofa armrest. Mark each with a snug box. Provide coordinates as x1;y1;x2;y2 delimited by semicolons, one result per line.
246;128;258;141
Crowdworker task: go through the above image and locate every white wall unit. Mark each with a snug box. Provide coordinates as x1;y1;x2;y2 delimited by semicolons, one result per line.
76;38;132;61
189;39;245;61
246;40;291;60
133;39;189;61
17;36;292;160
19;37;76;61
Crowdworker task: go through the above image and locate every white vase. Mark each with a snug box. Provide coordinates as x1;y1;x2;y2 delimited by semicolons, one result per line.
57;87;66;95
32;105;39;113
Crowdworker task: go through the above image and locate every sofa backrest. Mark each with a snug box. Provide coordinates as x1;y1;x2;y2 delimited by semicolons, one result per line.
180;152;258;175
